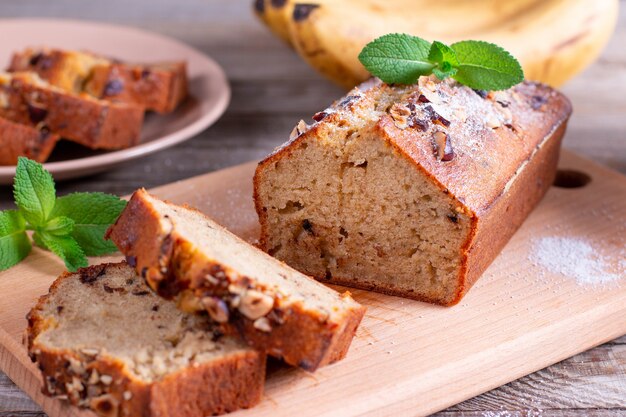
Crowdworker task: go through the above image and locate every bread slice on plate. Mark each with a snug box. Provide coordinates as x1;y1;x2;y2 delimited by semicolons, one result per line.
0;72;144;150
0;117;58;165
9;48;188;113
253;76;572;306
106;189;365;371
84;61;187;114
27;262;265;417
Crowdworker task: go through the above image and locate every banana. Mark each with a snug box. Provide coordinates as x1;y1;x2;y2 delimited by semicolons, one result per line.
254;0;618;89
253;0;296;46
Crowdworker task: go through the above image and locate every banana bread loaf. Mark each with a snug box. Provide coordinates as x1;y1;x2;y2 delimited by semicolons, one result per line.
0;117;58;165
27;262;266;417
0;72;144;150
253;76;572;306
9;48;188;113
106;189;365;371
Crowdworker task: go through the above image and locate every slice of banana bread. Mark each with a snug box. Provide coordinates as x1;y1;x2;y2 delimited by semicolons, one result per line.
0;72;144;150
0;117;59;165
84;61;188;114
9;48;188;113
27;262;265;417
7;48;108;93
106;189;365;371
253;76;572;306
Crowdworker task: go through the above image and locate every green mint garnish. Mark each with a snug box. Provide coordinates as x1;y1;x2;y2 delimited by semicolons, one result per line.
0;157;127;272
358;33;524;91
0;210;31;270
50;192;127;256
449;40;524;90
13;158;56;226
357;33;434;84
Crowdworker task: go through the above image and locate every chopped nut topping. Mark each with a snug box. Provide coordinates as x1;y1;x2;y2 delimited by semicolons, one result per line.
486;115;501;129
80;348;100;357
289;120;309;140
201;297;230;323
389;103;411;129
123;391;132;401
238;290;274;320
253;317;272;332
100;375;113;385
419;75;437;92
432;131;455;161
88;370;100;385
177;290;204;313
67;357;85;375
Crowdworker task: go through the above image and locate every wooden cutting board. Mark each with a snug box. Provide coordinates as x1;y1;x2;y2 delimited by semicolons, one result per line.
1;150;625;417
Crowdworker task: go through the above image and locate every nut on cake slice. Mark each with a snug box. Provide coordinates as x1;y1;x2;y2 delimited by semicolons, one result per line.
106;189;365;371
27;262;265;417
253;76;572;306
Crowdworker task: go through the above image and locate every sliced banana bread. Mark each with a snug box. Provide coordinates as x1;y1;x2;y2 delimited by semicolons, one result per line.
0;72;144;150
106;189;365;371
27;262;265;417
7;48;107;93
9;48;188;113
0;117;58;165
84;61;188;114
253;76;572;306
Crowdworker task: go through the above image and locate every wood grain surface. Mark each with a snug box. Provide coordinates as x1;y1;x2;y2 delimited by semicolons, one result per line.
0;0;625;416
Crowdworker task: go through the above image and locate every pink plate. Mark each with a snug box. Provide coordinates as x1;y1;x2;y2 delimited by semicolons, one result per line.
0;18;230;184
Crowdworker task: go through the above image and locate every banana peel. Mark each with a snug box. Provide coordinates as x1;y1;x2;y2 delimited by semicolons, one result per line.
254;0;618;89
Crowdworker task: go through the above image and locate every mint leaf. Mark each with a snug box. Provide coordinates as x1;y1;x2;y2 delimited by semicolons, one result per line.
14;157;56;226
450;40;523;90
358;33;434;84
40;232;87;272
32;231;47;250
0;210;31;271
428;41;458;79
51;193;126;256
43;216;74;237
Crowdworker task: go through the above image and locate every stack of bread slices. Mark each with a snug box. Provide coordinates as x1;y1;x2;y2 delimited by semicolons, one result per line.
0;48;188;165
27;189;365;417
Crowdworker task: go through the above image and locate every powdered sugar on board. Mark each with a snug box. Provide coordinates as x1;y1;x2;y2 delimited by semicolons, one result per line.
529;236;625;286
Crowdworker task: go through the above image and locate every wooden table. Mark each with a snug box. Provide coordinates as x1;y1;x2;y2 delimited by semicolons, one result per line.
1;1;625;416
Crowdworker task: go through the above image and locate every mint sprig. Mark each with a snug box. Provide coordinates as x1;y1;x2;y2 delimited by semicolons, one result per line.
358;34;524;91
0;157;126;272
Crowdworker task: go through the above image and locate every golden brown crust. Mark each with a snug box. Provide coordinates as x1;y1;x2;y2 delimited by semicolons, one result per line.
106;190;365;371
253;78;572;306
26;263;265;417
0;74;144;150
0;117;59;165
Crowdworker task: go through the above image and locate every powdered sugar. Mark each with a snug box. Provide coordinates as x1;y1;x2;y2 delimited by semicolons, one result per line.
529;236;625;285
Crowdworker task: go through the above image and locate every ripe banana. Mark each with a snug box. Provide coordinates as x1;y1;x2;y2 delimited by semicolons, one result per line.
254;0;618;89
